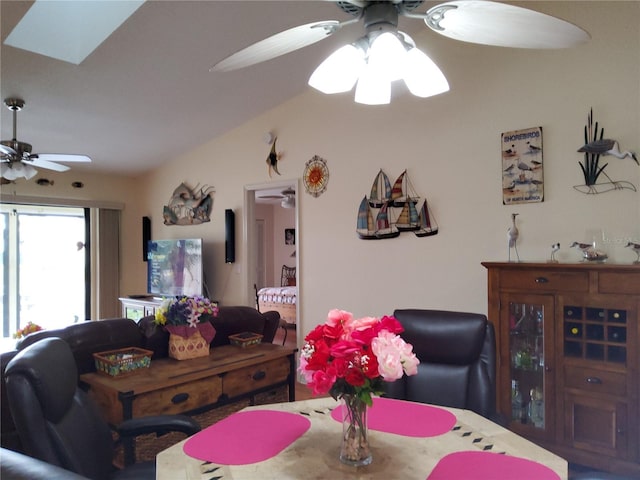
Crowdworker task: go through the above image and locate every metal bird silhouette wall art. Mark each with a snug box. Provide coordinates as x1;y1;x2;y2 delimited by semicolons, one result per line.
574;108;637;194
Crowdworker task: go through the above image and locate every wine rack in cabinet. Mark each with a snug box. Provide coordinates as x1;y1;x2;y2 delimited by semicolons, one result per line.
483;262;640;477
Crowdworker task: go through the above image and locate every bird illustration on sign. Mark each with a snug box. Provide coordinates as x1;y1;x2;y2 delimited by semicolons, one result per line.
574;108;637;194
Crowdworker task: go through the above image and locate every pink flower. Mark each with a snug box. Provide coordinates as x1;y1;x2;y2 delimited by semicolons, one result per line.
311;368;337;395
371;330;420;380
297;356;314;384
326;309;353;328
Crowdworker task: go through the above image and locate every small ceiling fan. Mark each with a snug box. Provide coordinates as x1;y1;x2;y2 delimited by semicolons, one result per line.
1;98;91;181
258;187;296;208
210;0;590;73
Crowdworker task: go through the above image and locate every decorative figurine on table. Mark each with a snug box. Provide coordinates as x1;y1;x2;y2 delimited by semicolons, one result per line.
549;242;560;263
625;241;640;264
574;108;637;194
570;241;608;263
507;213;520;262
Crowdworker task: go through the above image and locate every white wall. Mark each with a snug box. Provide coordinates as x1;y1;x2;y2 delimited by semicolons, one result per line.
5;3;636;341
131;2;639;342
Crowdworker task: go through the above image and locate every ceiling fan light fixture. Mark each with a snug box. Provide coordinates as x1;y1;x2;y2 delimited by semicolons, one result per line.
403;47;450;98
1;162;37;181
368;32;406;82
281;196;295;209
355;63;391;105
308;44;365;94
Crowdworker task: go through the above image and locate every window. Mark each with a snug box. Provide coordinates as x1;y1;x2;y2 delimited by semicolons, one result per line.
0;204;87;348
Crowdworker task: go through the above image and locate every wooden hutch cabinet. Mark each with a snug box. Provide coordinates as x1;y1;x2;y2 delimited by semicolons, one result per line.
483;262;639;476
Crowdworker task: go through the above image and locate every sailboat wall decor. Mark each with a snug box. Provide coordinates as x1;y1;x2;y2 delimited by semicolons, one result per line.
356;169;438;240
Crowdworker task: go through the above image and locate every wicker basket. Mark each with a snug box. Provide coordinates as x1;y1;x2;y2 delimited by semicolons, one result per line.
228;332;263;348
168;330;210;360
93;347;153;377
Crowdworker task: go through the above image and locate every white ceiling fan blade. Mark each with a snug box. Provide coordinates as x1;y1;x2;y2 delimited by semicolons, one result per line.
28;157;71;172
32;153;91;163
210;21;341;72
425;1;590;49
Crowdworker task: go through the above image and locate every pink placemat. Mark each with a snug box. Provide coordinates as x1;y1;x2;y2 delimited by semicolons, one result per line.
330;397;456;437
427;451;561;480
183;410;310;465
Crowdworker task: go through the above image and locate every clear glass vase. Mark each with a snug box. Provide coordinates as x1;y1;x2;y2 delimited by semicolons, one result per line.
339;394;372;466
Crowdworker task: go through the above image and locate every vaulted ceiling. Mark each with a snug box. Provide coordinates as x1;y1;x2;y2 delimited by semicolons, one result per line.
1;1;425;176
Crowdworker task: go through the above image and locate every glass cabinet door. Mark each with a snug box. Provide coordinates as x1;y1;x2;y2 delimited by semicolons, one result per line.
501;294;554;440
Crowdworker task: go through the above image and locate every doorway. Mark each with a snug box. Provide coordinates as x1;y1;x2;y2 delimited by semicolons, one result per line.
243;180;299;344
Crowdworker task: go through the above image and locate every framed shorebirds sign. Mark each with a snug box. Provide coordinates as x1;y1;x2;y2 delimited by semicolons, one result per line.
501;127;544;205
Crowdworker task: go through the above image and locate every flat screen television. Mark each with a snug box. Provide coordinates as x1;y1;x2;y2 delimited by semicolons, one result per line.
147;238;203;297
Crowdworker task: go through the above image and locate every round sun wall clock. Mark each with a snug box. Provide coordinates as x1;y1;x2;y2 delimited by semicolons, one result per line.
303;155;329;198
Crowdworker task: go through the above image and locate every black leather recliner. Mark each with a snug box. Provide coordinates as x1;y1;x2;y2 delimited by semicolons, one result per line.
384;309;500;422
4;337;201;480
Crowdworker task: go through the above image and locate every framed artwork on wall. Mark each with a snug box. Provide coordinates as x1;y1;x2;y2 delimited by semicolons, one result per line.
501;127;544;205
285;228;295;245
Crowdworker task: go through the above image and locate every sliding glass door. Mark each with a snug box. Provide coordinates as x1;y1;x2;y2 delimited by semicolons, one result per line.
0;204;87;347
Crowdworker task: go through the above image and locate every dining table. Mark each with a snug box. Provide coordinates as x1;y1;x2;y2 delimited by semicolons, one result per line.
156;396;567;480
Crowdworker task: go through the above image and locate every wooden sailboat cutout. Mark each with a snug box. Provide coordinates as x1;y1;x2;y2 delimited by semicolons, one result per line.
357;169;438;240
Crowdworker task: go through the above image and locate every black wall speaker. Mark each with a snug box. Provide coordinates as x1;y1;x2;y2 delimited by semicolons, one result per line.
225;209;235;264
142;216;151;261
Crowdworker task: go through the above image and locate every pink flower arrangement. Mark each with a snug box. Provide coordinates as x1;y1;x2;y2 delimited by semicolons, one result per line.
154;295;218;343
299;309;419;405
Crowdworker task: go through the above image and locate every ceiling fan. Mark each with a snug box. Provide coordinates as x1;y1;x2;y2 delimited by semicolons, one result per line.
1;98;91;181
210;1;589;104
258;187;296;208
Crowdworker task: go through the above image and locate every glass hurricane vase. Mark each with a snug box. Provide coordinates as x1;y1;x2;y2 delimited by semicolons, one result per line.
339;394;372;466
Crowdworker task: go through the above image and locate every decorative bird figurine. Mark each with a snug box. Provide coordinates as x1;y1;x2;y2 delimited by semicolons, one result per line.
625;241;640;264
578;139;638;165
570;241;608;262
549;242;560;263
507;213;520;262
266;137;282;177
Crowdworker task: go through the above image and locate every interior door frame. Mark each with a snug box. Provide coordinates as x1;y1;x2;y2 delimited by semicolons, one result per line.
243;179;299;312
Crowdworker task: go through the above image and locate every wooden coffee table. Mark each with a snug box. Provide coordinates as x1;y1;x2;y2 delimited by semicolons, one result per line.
80;343;296;426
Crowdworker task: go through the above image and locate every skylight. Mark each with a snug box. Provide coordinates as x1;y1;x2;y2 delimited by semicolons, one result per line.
4;0;145;65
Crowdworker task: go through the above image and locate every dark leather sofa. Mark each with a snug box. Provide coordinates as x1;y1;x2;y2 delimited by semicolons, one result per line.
1;306;280;454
